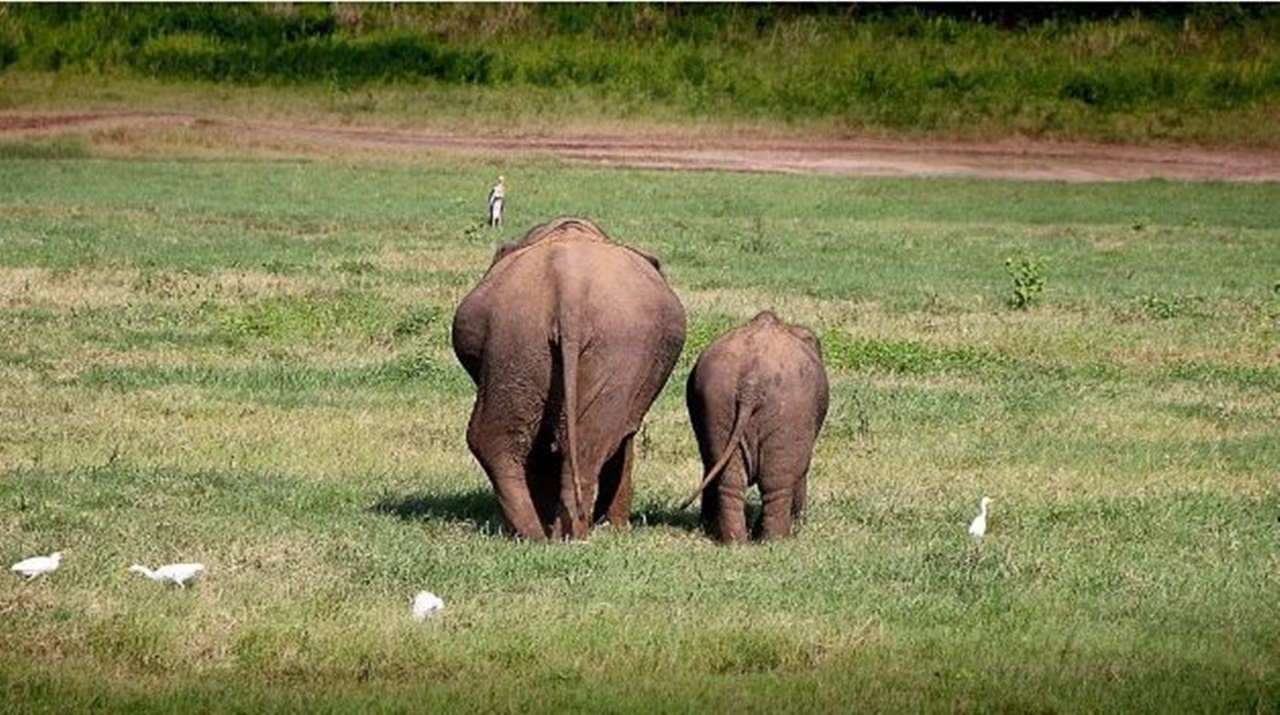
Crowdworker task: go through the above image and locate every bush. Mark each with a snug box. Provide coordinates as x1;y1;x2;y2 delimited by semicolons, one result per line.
0;38;17;70
2;4;1278;142
131;33;227;82
129;32;492;85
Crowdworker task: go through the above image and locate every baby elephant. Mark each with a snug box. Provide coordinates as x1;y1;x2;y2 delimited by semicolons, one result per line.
683;311;829;543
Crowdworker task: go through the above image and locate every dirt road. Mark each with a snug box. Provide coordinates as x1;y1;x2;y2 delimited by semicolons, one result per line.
3;110;1278;182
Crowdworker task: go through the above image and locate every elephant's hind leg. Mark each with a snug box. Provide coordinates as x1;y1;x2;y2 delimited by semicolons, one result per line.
468;417;547;541
594;434;635;528
754;484;795;541
703;452;749;544
792;476;808;521
488;458;548;541
553;448;601;541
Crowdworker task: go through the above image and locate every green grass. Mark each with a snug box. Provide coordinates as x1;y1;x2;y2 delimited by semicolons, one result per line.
2;4;1279;144
0;136;90;160
1;154;1278;712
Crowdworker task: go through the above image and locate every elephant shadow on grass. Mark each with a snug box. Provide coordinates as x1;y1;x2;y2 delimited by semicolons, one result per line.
369;487;706;538
633;499;704;533
370;488;507;536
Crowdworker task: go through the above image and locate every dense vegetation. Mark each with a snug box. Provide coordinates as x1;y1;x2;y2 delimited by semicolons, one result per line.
2;3;1279;143
1;151;1278;712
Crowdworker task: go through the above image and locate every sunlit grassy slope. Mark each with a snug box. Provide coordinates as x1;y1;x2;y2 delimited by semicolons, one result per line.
2;4;1280;144
1;154;1277;712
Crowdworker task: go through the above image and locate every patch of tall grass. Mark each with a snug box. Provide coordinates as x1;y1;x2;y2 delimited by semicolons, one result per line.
0;136;89;159
2;4;1279;143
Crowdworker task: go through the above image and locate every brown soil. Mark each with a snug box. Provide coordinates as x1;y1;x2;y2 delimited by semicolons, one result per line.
4;110;1279;182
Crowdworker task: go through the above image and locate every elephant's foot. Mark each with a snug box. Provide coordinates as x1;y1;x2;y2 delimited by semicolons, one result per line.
754;489;795;541
552;507;590;541
509;524;549;542
495;491;551;542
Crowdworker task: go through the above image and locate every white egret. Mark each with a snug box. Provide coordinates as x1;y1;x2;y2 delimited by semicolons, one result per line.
488;176;506;228
968;496;994;538
10;551;62;579
129;562;205;587
412;590;445;620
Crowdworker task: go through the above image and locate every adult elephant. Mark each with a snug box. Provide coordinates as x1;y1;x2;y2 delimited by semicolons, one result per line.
682;311;829;544
452;217;686;541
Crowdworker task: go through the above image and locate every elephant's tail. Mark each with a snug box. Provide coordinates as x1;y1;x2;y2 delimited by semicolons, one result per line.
678;381;758;510
557;313;587;536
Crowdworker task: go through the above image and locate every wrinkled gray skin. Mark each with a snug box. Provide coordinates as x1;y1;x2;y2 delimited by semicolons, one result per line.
685;311;829;544
452;218;687;541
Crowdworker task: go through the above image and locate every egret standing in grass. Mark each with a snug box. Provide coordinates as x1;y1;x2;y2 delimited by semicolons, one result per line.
488;175;506;228
969;496;994;538
412;590;445;620
10;551;62;579
129;562;205;588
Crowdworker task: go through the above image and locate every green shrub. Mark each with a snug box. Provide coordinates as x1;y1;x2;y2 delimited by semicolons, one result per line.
1004;255;1046;310
0;38;17;70
2;4;1279;141
130;33;227;82
128;32;492;85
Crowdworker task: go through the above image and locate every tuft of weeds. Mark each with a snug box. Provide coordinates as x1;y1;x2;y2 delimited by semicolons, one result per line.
1004;254;1046;310
1132;292;1211;320
821;330;1001;375
391;305;444;340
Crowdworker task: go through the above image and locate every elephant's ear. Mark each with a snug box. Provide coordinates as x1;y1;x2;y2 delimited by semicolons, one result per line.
796;326;824;359
491;241;519;266
631;247;665;276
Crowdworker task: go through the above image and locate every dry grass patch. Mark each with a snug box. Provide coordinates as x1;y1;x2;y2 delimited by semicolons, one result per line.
680;286;867;327
164;270;315;301
83;121;353;164
1103;338;1279;371
375;246;489;275
81;118;515;166
0;267;136;309
0;266;323;309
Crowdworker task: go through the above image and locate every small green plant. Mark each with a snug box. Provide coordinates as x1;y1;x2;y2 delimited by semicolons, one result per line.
1134;292;1207;320
742;217;775;255
1004;255;1045;310
391;304;443;339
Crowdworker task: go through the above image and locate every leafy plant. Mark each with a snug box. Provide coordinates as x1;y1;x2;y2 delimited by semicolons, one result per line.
391;305;443;339
1133;292;1208;320
1004;255;1045;309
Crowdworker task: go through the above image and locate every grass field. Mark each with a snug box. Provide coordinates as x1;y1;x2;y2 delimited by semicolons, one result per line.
1;150;1278;712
